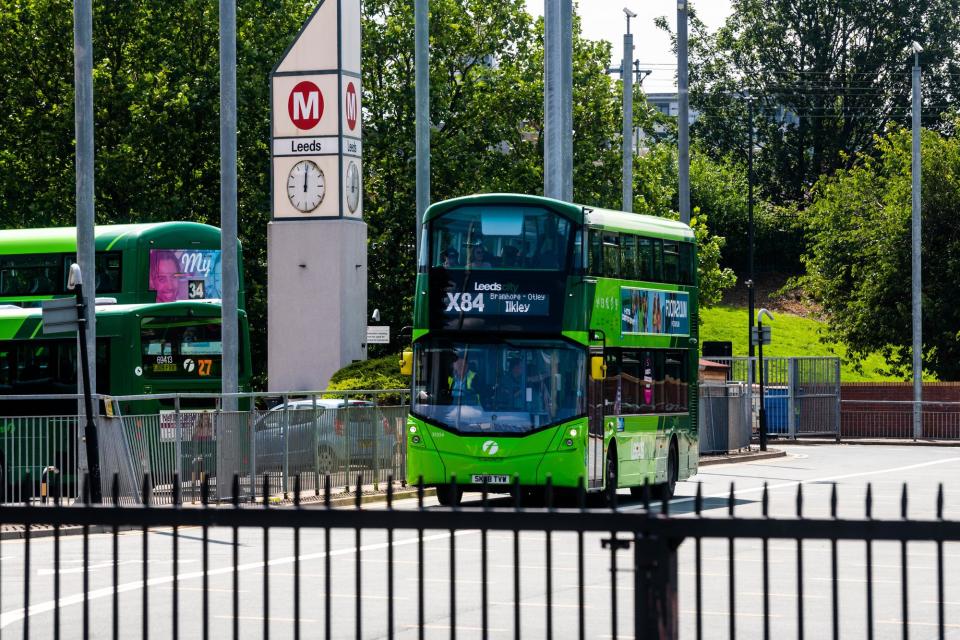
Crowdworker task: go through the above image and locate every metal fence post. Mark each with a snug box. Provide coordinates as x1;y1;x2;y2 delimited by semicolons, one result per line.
344;392;352;494
282;394;290;500
633;534;680;640
788;358;797;439
835;357;842;443
249;398;257;502
174;395;182;500
373;393;380;492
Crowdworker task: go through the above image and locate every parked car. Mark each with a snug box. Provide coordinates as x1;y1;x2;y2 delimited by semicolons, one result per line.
253;398;398;474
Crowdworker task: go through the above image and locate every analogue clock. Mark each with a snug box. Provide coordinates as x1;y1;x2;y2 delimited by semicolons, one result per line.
286;160;325;212
346;161;361;213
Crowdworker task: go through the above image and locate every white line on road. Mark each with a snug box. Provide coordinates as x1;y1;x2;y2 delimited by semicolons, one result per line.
621;456;960;512
0;529;474;629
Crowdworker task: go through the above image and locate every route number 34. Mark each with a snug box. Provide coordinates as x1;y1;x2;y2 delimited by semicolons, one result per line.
445;292;485;313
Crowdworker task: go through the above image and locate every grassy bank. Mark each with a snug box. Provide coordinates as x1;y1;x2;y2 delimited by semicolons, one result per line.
700;305;904;382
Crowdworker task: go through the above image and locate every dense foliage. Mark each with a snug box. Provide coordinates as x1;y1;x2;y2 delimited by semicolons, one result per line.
674;0;960;204
0;0;736;388
0;0;313;388
799;127;960;379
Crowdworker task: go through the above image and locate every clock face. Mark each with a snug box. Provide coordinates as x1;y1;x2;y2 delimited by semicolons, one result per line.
346;161;361;213
287;160;325;212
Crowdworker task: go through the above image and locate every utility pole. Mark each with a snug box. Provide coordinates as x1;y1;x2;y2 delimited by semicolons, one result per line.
911;42;923;440
220;0;239;411
747;97;756;360
677;1;690;223
621;8;636;212
73;0;97;497
545;0;573;201
415;0;429;256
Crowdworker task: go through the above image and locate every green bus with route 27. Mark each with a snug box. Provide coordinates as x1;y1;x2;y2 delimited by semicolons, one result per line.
401;193;698;505
0;300;252;496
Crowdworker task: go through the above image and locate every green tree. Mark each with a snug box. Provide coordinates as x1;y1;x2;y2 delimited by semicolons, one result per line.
800;125;960;379
0;0;313;387
0;0;735;386
669;0;960;204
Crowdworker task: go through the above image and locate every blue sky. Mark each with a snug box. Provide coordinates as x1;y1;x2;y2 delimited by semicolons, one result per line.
524;1;733;93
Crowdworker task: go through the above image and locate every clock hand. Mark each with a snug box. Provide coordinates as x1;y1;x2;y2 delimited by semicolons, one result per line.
303;166;308;193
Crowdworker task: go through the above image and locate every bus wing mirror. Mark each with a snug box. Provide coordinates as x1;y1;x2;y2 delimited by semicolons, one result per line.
400;350;413;376
591;356;606;381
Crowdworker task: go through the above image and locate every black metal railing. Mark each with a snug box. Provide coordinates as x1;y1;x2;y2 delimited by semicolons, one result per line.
0;474;956;639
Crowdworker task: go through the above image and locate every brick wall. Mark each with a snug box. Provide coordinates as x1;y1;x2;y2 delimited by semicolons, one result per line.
840;383;960;439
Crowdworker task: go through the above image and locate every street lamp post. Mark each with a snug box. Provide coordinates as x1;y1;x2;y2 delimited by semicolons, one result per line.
911;41;923;441
746;97;756;360
622;7;636;212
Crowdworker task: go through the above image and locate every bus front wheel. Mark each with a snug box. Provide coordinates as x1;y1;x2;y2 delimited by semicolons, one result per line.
660;439;679;501
604;445;618;507
436;483;463;507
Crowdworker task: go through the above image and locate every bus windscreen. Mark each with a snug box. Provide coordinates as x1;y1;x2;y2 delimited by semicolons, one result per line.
431;206;572;271
412;338;586;434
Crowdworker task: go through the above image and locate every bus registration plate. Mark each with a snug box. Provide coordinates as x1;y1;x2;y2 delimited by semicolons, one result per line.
471;474;510;485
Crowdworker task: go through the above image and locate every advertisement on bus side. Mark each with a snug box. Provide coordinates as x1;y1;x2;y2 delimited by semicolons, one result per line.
149;249;223;302
620;287;689;337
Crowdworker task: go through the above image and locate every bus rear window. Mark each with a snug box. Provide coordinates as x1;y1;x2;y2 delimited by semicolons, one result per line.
431;206;572;271
141;318;222;378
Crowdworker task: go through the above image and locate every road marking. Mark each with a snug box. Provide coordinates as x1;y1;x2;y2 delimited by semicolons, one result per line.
621;455;960;512
488;601;584;609
412;578;486;585
878;619;960;629
0;529;473;629
37;559;189;576
404;624;508;632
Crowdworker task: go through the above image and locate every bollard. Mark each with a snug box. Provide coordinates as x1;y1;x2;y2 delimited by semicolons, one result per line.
40;466;59;504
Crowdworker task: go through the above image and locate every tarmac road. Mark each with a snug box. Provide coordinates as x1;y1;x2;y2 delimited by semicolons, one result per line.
0;444;957;639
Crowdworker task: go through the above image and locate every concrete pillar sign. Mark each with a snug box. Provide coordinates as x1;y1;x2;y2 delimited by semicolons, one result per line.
268;0;367;391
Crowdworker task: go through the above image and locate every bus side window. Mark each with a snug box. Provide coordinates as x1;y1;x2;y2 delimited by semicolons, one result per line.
637;238;653;281
620;235;637;280
620;350;640;414
602;233;620;278
663;241;680;284
651;239;663;282
588;230;604;276
603;350;621;415
679;243;694;285
663;350;687;412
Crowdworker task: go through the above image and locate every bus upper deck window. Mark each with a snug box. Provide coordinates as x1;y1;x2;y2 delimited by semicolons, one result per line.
663;241;680;284
679;243;694;285
620;235;637;280
602;233;620;278
588;230;603;276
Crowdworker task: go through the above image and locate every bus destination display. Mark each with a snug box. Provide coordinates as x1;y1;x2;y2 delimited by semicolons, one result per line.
443;283;549;316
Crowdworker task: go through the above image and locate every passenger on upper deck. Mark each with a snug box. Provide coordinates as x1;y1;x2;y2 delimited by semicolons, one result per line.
466;241;491;268
500;245;522;267
440;247;459;268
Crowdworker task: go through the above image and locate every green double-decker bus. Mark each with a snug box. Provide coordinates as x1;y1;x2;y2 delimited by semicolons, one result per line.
403;193;698;505
0;300;252;495
0;222;243;308
0;300;252;413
